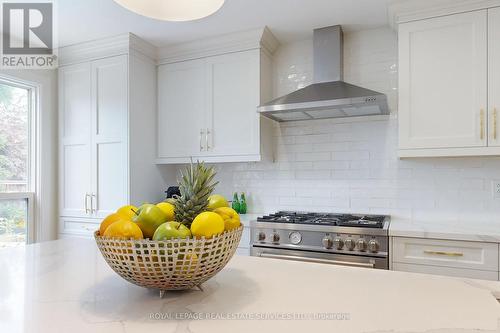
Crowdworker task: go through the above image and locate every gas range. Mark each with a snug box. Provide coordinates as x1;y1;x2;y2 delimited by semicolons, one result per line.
250;211;390;269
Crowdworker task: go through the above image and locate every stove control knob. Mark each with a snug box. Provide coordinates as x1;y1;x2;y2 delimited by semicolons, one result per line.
270;232;280;243
357;238;367;252
333;237;344;250
322;236;333;249
368;239;380;253
257;232;266;242
345;238;355;251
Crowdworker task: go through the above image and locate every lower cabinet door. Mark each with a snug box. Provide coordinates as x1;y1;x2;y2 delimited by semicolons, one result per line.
393;263;498;281
59;216;100;238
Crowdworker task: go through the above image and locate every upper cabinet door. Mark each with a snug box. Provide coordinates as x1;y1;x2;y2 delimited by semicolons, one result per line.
489;7;500;147
399;10;488;150
59;63;92;218
157;59;207;160
91;55;129;218
205;50;260;157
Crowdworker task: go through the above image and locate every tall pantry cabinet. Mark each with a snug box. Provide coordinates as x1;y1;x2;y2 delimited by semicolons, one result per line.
58;34;168;238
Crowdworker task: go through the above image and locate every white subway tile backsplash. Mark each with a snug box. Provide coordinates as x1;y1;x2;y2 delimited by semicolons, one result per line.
294;134;331;144
295;152;331;161
313;161;350;170
183;28;500;221
333;151;370;160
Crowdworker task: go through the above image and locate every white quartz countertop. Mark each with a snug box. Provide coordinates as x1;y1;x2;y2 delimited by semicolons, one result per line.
237;213;260;227
1;238;500;333
390;216;500;242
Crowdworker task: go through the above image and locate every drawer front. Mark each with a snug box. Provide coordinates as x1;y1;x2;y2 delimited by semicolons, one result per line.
393;237;499;271
393;263;498;281
59;216;100;238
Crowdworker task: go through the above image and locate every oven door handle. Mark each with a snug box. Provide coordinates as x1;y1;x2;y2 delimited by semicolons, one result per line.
259;252;375;268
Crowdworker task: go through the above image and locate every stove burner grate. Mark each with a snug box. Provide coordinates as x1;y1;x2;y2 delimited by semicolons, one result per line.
256;212;386;229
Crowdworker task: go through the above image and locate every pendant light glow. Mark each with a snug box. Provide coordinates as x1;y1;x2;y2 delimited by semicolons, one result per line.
113;0;225;21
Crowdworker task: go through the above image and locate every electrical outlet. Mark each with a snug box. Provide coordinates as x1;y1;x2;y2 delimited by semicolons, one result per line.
492;181;500;199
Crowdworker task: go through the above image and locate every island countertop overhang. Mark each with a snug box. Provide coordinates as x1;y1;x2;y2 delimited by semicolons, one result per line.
1;238;500;333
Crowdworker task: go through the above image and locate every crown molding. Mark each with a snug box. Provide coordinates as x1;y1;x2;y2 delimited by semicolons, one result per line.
129;33;158;60
388;0;500;29
58;27;279;66
58;34;129;66
58;33;157;66
156;26;279;65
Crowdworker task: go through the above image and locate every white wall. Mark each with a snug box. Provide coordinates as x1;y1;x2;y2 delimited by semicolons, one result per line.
209;27;500;223
0;69;58;241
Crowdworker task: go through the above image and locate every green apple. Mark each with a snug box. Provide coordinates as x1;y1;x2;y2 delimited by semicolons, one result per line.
133;203;168;239
153;221;191;241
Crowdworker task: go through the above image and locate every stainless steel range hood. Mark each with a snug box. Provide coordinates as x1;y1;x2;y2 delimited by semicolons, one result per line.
258;25;389;122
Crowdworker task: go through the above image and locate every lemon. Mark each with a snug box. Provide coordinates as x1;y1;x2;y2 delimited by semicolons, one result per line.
117;205;138;220
190;212;224;238
156;202;175;221
103;219;143;240
207;194;229;210
99;213;127;235
213;207;240;231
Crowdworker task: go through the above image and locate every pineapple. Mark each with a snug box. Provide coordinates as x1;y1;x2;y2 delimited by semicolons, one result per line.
174;161;218;226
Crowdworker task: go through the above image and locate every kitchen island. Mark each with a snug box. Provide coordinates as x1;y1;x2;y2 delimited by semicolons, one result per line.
1;238;499;333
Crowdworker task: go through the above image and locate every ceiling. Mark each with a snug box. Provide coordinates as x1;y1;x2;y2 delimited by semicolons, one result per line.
58;0;391;47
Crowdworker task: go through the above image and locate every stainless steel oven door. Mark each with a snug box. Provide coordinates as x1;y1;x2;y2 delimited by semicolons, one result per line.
251;246;388;269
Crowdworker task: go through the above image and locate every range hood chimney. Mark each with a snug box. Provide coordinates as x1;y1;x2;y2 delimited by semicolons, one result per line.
258;25;389;122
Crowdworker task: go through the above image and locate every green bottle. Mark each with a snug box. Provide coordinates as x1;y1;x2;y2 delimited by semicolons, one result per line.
231;192;240;213
239;192;247;214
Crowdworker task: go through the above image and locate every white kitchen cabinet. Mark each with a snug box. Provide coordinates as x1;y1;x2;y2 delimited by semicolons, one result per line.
398;10;488;153
157;59;207;159
393;263;498;281
236;225;251;256
156;28;277;164
60;56;128;221
488;7;500;147
392;236;499;280
58;34;168;237
91;56;128;218
59;63;93;218
206;50;260;157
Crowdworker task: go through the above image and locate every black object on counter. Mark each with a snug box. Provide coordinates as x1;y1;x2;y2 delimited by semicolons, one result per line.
165;186;180;199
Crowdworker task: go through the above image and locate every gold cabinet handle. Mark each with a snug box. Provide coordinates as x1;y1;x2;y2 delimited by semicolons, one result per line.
494;108;497;140
424;250;463;257
480;109;485;140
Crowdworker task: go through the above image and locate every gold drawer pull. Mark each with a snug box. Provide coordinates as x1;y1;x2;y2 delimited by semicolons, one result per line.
424;250;463;257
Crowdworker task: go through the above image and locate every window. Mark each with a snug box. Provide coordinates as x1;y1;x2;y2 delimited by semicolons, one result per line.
0;78;36;247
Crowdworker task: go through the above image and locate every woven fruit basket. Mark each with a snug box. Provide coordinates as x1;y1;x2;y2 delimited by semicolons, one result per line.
95;226;243;294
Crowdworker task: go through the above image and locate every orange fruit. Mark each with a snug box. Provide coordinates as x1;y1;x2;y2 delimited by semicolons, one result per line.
103;219;143;240
99;213;126;235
